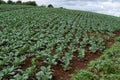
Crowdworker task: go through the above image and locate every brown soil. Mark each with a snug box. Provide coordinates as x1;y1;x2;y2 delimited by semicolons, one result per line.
21;57;33;70
114;31;120;36
52;49;103;80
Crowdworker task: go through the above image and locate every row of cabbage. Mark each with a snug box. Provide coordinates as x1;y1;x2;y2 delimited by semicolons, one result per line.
0;6;120;79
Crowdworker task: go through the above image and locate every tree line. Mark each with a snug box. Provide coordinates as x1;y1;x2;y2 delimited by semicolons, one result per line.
0;0;55;8
0;0;37;6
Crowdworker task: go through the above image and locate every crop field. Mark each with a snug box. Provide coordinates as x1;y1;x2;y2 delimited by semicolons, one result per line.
0;5;120;80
